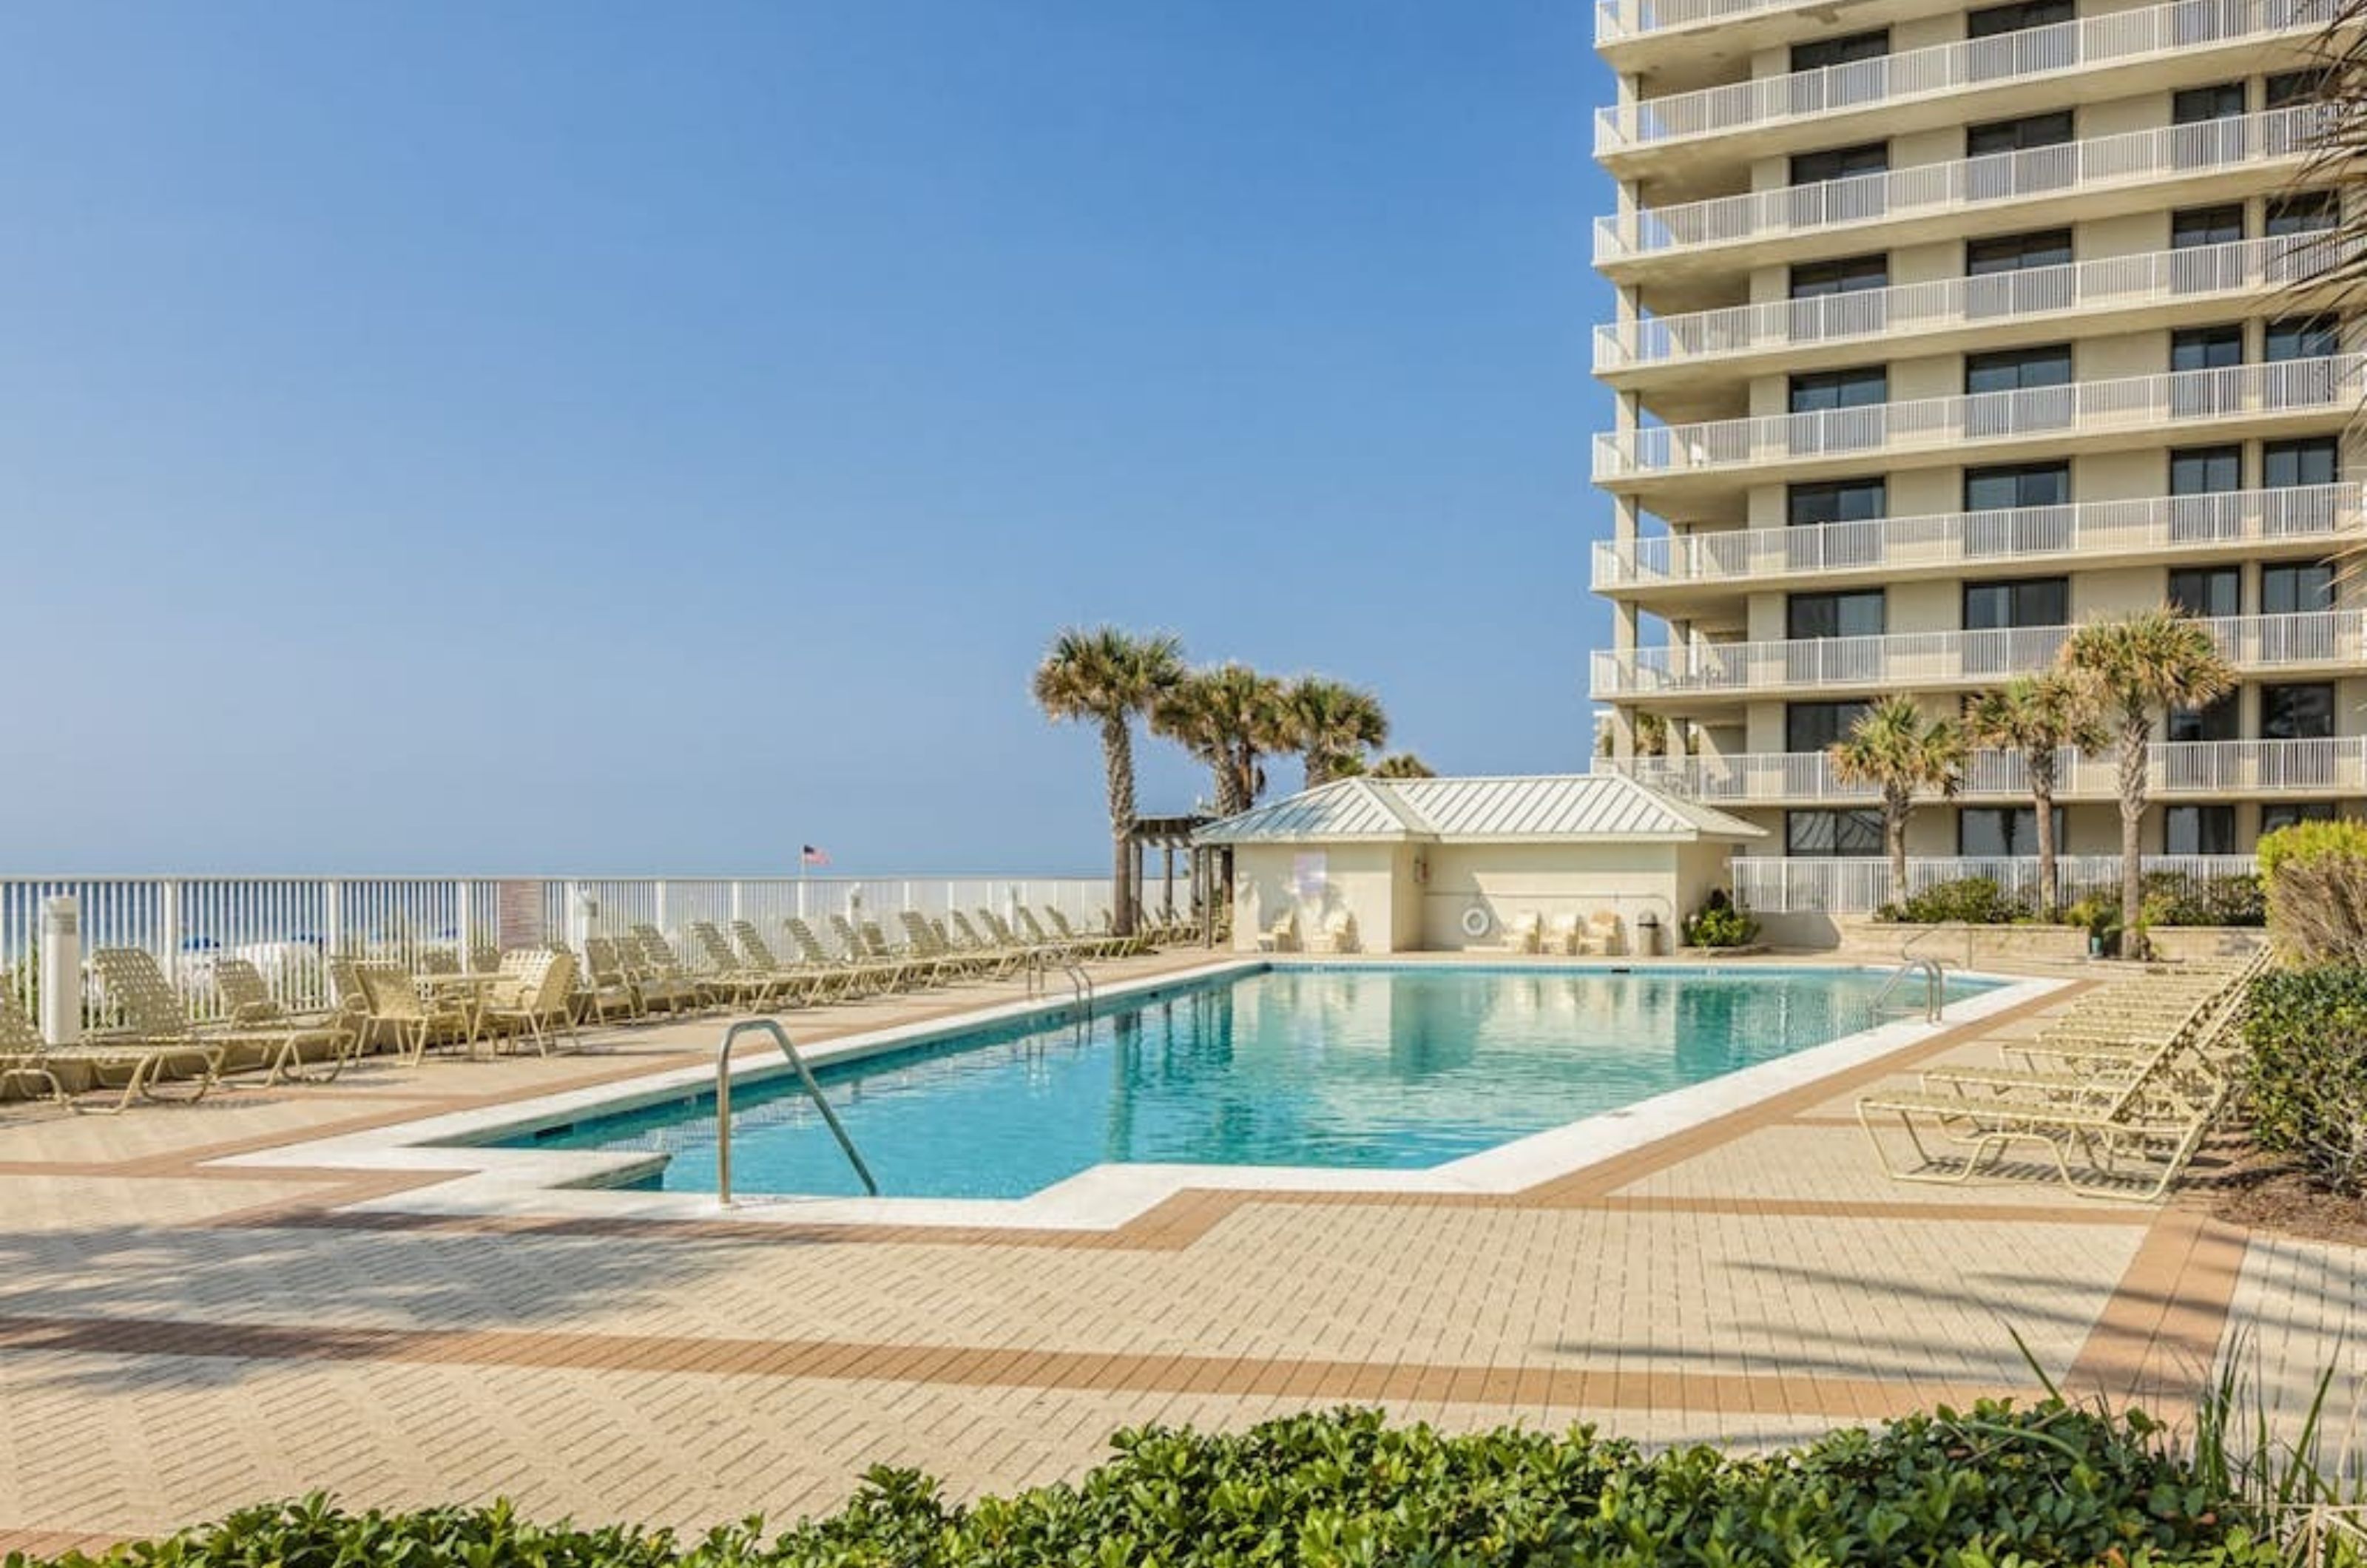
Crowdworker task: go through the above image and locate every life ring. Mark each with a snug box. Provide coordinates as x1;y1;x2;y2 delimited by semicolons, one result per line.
1461;905;1493;940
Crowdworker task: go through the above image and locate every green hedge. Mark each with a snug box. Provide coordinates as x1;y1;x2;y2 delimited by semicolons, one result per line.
2243;966;2367;1197
11;1405;2304;1568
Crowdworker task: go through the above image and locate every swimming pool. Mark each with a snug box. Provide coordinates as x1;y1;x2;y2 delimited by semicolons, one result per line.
501;965;1996;1200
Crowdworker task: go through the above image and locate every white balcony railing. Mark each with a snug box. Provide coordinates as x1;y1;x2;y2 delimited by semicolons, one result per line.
1594;355;2365;483
1593;485;2366;591
1592;609;2367;697
1601;738;2367;802
1596;0;2331;151
0;873;1121;1019
1595;233;2351;373
1596;104;2330;263
1730;854;2258;913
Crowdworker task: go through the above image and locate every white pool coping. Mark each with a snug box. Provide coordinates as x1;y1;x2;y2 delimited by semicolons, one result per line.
213;960;2065;1232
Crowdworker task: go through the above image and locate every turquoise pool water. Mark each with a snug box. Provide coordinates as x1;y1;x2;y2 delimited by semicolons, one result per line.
501;965;1996;1199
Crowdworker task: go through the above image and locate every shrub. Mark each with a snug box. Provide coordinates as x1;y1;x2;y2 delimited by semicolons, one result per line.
1681;890;1758;948
10;1405;2303;1568
2259;820;2367;963
2242;965;2367;1197
2140;871;2266;929
1888;876;2027;926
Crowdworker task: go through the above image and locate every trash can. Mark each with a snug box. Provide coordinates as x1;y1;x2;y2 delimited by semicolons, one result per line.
1636;913;1662;958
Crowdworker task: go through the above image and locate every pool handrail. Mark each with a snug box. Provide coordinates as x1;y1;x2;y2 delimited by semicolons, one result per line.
714;1017;878;1205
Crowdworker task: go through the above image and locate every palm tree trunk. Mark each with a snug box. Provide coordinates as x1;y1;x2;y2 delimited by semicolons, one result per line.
2117;717;2147;956
1103;716;1137;938
1886;790;1910;910
2031;769;2059;919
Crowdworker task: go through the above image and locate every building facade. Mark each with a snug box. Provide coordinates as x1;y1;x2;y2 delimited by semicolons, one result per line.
1587;0;2360;909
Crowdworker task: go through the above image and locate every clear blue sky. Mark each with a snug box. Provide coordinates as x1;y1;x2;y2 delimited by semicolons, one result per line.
0;2;1618;874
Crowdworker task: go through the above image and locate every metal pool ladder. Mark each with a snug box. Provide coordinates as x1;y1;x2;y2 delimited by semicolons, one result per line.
1871;928;1951;1025
1024;949;1095;1018
714;1018;877;1206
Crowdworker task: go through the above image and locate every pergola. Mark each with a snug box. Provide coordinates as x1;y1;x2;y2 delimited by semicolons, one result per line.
1129;815;1215;943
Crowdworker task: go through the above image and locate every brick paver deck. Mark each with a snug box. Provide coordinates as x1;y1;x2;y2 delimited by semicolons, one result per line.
0;952;2351;1547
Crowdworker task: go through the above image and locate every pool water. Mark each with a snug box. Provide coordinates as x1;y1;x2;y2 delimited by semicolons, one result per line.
502;965;1995;1199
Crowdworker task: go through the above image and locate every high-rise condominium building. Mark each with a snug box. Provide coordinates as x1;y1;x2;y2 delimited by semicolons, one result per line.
1588;0;2358;910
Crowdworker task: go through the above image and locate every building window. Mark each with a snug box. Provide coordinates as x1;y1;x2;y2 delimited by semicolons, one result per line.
1791;143;1888;185
2262;683;2336;740
1965;344;2072;393
2165;804;2238;855
2264;437;2338;489
1787;479;1886;525
2168;694;2239;743
1968;0;2073;34
1787;589;1885;640
2266;314;2340;362
1790;365;1888;412
2266;70;2328;110
1792;29;1890;70
2172;205;2245;249
1786;700;1871;751
2171;324;2245;373
2263;802;2338;833
2168;566;2241;618
2170;445;2243;494
1959;805;2064;856
1964;462;2070;510
1967;111;2074;157
1787;809;1885;856
1965;229;2073;274
2266;192;2337;236
2263;560;2334;615
1964;575;2068;629
2173;82;2246;123
1789;254;1889;298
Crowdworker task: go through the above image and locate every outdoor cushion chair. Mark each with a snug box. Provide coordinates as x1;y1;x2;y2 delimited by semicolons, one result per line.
210;958;362;1082
88;947;328;1092
356;962;479;1066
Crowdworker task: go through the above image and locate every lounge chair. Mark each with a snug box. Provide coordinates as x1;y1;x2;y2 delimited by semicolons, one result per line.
729;921;831;1004
786;917;896;997
684;921;790;1010
0;990;64;1104
1306;910;1357;954
947;913;1026;977
479;949;581;1055
578;937;647;1024
628;927;720;1013
88;947;321;1092
1585;910;1624;956
211;958;362;1082
1260;910;1299;952
1045;909;1130;959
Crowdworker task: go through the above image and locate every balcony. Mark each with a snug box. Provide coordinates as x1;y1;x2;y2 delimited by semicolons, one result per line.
1597;0;2329;158
1600;738;2367;803
1594;105;2329;268
1594;234;2350;376
1590;609;2367;700
1591;485;2366;595
1593;355;2364;487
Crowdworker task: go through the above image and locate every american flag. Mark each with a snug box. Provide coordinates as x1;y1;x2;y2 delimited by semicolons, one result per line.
800;845;830;868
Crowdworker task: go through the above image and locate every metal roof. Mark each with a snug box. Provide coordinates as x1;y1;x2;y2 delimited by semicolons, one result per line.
1192;772;1766;845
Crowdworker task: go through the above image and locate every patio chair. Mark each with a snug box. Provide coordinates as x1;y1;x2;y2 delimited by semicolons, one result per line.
730;921;831;1004
88;947;317;1092
1502;913;1542;955
899;912;985;979
578;937;646;1024
628;926;718;1013
0;989;64;1104
211;958;362;1082
469;944;502;974
1045;908;1129;959
684;921;788;1010
1260;909;1299;952
948;912;1025;976
1585;910;1625;956
786;917;895;997
357;963;476;1067
479;949;581;1055
1307;909;1357;954
834;915;922;990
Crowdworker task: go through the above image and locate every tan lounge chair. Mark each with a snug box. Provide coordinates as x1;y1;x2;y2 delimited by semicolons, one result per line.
211;959;362;1082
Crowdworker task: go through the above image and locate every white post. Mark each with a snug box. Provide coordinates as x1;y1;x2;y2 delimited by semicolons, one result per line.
653;881;669;939
323;879;344;957
456;879;476;964
158;879;183;989
39;896;80;1047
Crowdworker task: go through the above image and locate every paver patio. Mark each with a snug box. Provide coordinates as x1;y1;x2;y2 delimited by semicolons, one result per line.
0;952;2355;1550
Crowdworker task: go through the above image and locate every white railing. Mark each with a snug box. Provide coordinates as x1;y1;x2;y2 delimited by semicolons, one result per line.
1598;0;1839;44
0;873;1121;1018
1603;738;2367;802
1596;232;2351;372
1596;104;2330;263
1597;0;2331;151
1592;609;2367;697
1595;354;2365;483
1732;854;2259;913
1593;485;2366;590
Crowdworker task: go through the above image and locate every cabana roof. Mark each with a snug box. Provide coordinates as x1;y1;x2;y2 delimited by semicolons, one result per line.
1192;773;1766;847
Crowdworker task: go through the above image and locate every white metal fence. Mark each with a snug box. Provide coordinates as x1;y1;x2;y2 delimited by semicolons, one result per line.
1601;739;2367;803
1731;854;2260;913
0;874;1118;1016
1595;104;2330;262
1596;0;2331;149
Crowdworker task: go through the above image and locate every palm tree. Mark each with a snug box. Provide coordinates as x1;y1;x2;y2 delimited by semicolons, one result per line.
1152;663;1288;816
1031;626;1186;937
1368;751;1436;779
2060;607;2237;949
1826;695;1968;908
1283;677;1389;789
1965;671;2107;919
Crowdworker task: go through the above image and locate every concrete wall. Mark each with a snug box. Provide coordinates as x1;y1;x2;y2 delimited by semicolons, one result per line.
1231;842;1411;954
